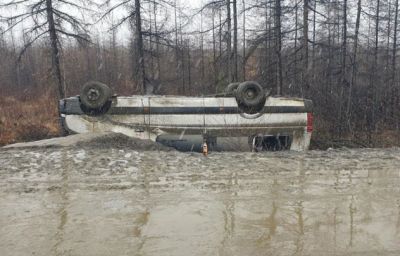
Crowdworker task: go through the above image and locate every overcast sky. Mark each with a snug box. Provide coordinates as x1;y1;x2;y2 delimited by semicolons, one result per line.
1;0;372;49
0;0;215;46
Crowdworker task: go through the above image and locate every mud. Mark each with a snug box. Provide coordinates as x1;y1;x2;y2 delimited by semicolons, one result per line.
1;147;400;255
3;132;173;151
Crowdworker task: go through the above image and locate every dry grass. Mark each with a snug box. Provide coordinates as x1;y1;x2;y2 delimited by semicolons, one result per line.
0;93;60;146
311;115;400;149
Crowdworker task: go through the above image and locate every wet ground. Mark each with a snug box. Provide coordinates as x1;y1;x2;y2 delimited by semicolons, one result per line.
1;147;400;256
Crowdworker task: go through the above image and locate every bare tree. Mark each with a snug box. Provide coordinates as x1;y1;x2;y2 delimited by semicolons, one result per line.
338;0;348;135
99;0;178;95
392;0;399;124
0;0;93;100
302;0;309;96
242;0;246;80
153;0;161;81
226;0;232;83
347;0;362;128
275;0;283;95
233;0;238;81
134;0;146;94
368;0;381;142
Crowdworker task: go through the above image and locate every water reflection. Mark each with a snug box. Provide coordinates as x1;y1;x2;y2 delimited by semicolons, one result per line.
219;170;237;255
257;202;277;243
349;196;356;247
294;202;304;255
1;148;400;255
134;155;152;253
397;199;400;235
52;149;70;256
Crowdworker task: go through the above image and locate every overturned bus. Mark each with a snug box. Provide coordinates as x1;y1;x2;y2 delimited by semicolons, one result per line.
59;81;313;152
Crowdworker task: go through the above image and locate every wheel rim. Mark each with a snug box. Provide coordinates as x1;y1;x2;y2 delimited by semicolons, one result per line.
87;88;100;101
245;88;257;100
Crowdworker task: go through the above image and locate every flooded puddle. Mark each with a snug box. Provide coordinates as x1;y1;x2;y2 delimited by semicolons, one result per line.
1;148;400;255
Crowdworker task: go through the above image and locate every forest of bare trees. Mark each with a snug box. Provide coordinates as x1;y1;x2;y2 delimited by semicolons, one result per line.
0;0;399;146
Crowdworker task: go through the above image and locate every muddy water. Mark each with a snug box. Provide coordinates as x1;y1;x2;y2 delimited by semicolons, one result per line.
1;148;400;256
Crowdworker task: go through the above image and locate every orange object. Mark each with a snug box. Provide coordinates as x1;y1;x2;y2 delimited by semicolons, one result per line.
202;142;208;156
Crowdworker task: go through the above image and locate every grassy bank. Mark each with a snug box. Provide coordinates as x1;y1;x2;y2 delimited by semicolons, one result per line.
0;95;60;146
311;117;400;149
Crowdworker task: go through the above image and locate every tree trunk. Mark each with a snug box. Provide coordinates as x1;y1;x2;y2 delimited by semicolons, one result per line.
275;0;283;95
233;0;238;81
338;0;348;135
10;28;20;88
153;0;161;81
187;42;192;93
263;6;269;87
179;10;186;94
392;0;399;125
387;2;392;70
174;0;181;93
111;26;118;85
200;9;205;91
219;8;222;64
302;0;309;96
242;0;246;80
149;2;154;80
312;0;316;71
347;0;362;130
134;0;146;94
342;0;347;82
212;9;217;85
46;0;64;100
226;0;232;83
326;10;333;117
294;2;299;94
368;0;380;143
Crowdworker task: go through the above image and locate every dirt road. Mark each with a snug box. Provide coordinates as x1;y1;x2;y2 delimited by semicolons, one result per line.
1;146;400;255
